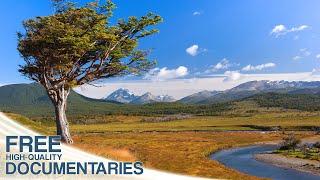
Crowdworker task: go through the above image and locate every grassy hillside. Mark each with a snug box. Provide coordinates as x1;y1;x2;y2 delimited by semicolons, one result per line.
0;83;123;116
198;90;259;104
246;92;320;111
178;90;221;104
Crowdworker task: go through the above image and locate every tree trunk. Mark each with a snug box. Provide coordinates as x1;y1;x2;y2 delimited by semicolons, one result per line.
48;87;73;144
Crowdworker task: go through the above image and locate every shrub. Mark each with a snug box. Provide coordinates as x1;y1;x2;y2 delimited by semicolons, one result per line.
313;142;320;148
279;134;301;150
141;114;192;123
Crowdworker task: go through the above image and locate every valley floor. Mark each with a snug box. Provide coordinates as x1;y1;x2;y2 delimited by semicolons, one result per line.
72;131;298;179
6;110;320;180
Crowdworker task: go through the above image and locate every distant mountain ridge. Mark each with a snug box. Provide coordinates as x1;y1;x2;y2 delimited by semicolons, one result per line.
2;81;320;117
228;80;320;92
106;80;320;104
0;83;230;117
104;89;175;104
105;88;136;103
177;90;222;104
179;80;320;104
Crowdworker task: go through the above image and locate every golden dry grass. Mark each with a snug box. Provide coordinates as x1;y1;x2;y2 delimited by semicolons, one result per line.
6;112;319;179
73;131;313;179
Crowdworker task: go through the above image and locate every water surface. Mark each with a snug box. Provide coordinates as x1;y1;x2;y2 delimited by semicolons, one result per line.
211;145;320;180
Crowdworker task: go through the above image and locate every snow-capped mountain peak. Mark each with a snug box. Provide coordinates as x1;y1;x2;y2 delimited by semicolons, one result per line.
104;89;176;104
105;88;136;103
229;80;320;92
155;95;175;102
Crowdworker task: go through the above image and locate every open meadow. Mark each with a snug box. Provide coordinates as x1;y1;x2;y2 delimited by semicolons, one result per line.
6;103;320;179
2;0;320;179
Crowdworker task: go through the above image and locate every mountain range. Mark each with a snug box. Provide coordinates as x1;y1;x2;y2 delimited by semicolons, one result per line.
103;80;320;104
1;80;320;117
0;83;229;117
104;88;175;104
178;80;320;104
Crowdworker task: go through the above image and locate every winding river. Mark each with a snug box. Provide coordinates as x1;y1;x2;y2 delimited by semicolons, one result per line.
211;145;320;180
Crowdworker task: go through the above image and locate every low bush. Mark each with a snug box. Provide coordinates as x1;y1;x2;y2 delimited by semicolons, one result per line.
279;134;301;150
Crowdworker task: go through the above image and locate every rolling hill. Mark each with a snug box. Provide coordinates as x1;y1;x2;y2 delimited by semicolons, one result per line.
0;83;123;117
244;92;320;111
178;90;222;104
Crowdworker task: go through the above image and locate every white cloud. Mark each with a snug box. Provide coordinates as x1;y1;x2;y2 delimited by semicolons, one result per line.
271;25;286;36
214;59;230;70
223;71;242;82
305;51;311;56
311;68;320;75
202;48;208;53
292;48;311;60
270;24;309;37
186;45;199;56
209;58;232;72
300;48;311;56
316;54;320;59
292;56;301;60
193;11;201;16
144;66;188;81
242;63;276;71
291;25;309;32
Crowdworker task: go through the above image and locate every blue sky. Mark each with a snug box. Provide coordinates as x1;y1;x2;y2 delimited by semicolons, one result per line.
1;0;320;97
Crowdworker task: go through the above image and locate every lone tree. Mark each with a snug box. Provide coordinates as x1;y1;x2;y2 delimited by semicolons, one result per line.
18;0;162;144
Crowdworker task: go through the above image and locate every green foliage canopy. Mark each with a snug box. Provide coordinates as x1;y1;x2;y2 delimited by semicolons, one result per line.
18;0;162;89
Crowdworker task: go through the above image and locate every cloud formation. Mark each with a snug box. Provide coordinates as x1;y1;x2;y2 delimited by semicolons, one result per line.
204;58;232;73
144;66;188;81
270;24;309;37
223;71;242;81
292;56;301;60
316;54;320;59
213;58;231;70
242;63;276;71
311;68;320;75
186;45;199;56
193;11;201;16
300;48;311;56
271;24;286;35
292;48;311;60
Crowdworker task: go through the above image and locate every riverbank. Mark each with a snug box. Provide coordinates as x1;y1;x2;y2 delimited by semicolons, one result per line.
211;143;320;180
254;136;320;176
255;153;320;176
